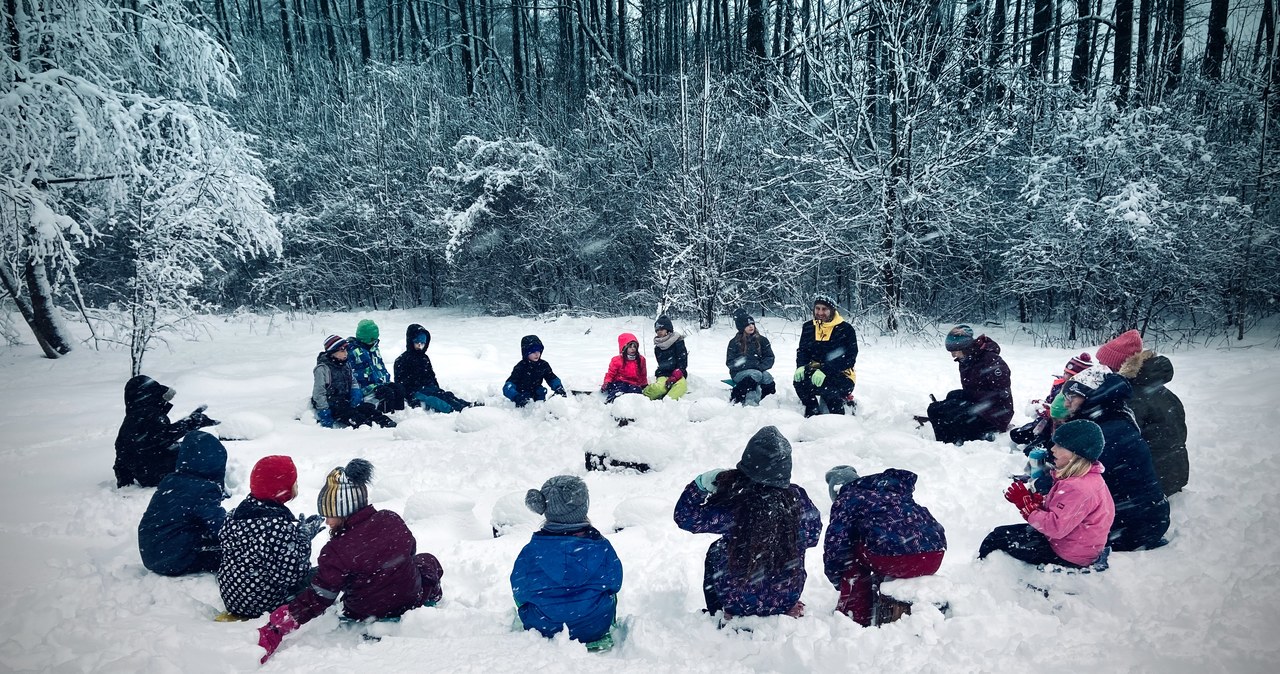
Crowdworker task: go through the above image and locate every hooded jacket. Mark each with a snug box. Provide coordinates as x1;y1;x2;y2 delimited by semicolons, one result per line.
1072;373;1170;550
796;310;858;383
137;432;228;576
603;332;648;389
394;324;440;393
1026;463;1115;566
823;469;947;586
288;505;429;624
347;336;391;397
217;496;312;618
311;351;356;413
1120;351;1188;496
114;375;202;488
506;337;563;397
510;525;623;643
957;335;1015;431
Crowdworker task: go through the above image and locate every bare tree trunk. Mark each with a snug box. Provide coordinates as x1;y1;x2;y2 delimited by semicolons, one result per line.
1163;0;1185;93
1070;0;1091;90
1114;0;1133;104
1202;0;1228;80
1136;0;1152;99
1029;0;1051;77
279;0;296;73
356;0;372;63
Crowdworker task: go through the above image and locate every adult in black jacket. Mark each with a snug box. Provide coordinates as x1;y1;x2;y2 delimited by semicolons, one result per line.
794;295;858;416
1063;368;1170;551
726;309;776;406
1119;351;1188;496
924;325;1014;444
393;324;475;413
114;374;218;488
311;335;396;429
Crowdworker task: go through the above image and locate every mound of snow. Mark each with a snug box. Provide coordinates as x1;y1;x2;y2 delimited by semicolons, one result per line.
490;491;542;537
610;496;671;531
213;411;274;441
403;490;487;540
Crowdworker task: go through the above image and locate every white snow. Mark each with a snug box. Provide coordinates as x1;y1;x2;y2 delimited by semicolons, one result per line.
1;309;1277;672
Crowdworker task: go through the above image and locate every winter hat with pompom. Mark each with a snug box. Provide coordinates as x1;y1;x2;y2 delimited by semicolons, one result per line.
1096;329;1143;371
1064;352;1093;377
250;455;297;503
317;459;373;518
1063;364;1113;399
525;475;589;525
1052;420;1105;461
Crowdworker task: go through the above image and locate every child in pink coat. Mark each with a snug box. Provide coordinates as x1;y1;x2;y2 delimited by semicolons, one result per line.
979;420;1115;568
601;333;648;403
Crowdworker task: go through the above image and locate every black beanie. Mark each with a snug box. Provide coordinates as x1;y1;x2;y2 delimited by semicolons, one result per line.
733;309;754;332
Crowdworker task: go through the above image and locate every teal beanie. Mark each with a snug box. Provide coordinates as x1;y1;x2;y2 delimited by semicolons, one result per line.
1052;419;1105;461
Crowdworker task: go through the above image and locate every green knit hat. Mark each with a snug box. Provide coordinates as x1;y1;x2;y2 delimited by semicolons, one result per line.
1052;419;1105;461
355;319;379;344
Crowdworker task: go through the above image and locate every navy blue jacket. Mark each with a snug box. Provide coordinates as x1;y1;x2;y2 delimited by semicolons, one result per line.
114;375;203;487
138;432;228;575
505;359;563;398
511;525;623;643
823;469;947;586
1073;374;1170;550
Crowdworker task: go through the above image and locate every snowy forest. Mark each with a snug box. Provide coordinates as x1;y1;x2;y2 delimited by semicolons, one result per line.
3;0;1279;365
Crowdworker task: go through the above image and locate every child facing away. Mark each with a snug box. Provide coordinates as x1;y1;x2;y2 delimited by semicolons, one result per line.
311;335;396;429
979;420;1115;568
644;315;688;400
511;475;623;648
114;374;219;488
255;459;444;663
725;309;776;406
137;431;229;576
600;332;648;403
823;466;947;626
217;455;326;619
393;323;477;413
503;335;567;407
674;426;822;619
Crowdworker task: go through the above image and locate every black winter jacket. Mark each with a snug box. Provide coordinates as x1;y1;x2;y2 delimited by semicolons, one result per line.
1121;351;1188;496
726;333;775;376
217;496;312;618
654;337;689;378
114;375;203;488
394;324;440;393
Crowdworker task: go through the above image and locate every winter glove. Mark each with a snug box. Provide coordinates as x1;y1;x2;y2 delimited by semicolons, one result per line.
351;387;365;406
1003;480;1044;518
668;368;684;383
695;468;726;494
316;409;335;428
552;387;567;397
257;605;300;664
298;513;326;539
793;366;807;382
809;369;826;387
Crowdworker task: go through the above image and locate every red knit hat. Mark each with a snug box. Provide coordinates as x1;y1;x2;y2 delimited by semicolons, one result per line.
250;455;298;503
1095;329;1143;371
1064;352;1093;377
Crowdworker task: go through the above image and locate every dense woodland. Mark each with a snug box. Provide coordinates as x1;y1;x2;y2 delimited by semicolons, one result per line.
2;0;1278;369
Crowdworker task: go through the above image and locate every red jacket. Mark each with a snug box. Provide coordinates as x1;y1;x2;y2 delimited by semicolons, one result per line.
288;505;425;623
602;332;648;388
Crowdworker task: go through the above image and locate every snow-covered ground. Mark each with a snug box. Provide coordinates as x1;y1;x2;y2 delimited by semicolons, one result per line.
1;309;1277;673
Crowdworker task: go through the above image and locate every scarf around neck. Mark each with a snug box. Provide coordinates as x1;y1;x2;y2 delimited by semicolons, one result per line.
654;332;682;350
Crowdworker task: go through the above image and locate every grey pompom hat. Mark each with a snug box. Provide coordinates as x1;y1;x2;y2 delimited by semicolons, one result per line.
525;475;590;524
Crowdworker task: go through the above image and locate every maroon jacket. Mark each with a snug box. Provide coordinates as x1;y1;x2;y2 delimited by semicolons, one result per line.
958;336;1014;431
288;505;425;623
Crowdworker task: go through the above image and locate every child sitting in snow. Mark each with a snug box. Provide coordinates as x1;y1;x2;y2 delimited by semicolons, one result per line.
979;420;1115;569
643;315;688;400
137;431;228;576
600;332;648;403
823;465;947;626
114;374;219;488
1010;353;1094;493
725;309;776;406
394;323;477;413
311;335;396;429
256;459;444;663
674;426;822;619
503;335;567;407
346;319;407;413
511;476;623;649
217;456;326;619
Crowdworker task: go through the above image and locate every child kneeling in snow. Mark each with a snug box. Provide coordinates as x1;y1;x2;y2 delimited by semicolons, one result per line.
823;466;947;626
217;456;326;619
674;426;822;619
137;431;228;576
503;335;567;406
979;420;1115;568
256;459;444;663
511;476;623;647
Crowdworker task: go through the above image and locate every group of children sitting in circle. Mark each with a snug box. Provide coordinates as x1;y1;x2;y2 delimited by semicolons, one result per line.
112;298;1184;660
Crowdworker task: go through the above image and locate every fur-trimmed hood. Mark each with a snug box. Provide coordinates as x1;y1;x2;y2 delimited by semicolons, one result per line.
1118;350;1174;388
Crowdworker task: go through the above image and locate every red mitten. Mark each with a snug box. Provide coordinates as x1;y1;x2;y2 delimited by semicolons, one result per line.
1004;480;1032;507
1019;492;1046;519
669;369;684;383
257;605;300;664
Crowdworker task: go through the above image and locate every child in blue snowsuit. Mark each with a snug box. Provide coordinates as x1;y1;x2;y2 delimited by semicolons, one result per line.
137;431;229;576
503;335;567;406
511;476;623;645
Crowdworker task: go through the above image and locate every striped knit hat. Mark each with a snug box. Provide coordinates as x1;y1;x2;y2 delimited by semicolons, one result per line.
324;334;348;354
1064;352;1093;377
317;459;373;518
